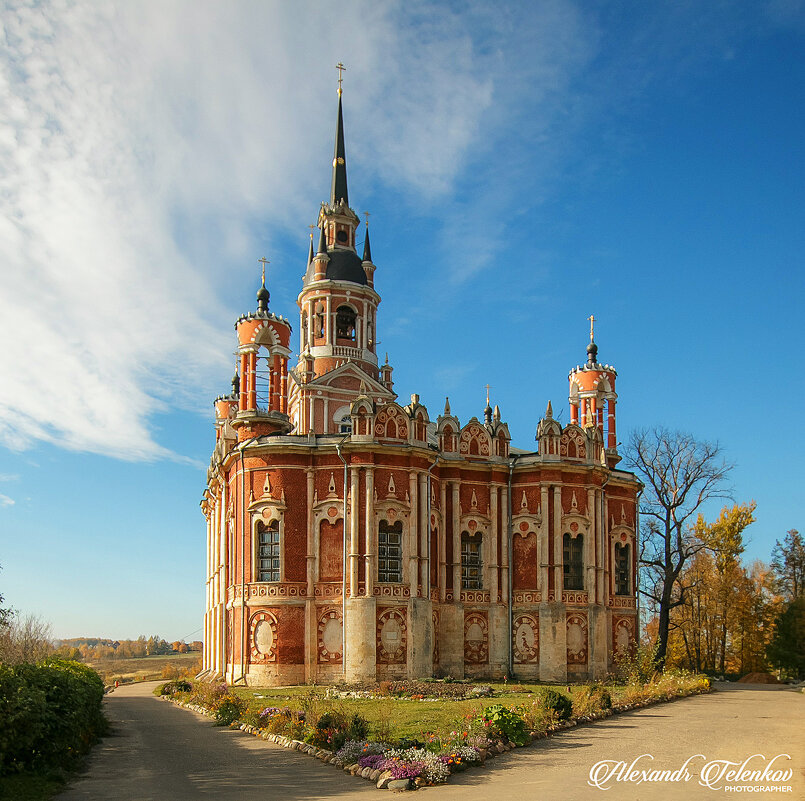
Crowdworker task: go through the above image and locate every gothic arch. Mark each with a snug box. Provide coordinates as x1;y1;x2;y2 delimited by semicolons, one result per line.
459;420;492;458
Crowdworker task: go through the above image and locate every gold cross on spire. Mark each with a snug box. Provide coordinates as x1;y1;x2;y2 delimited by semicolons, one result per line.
588;314;595;342
363;210;370;228
308;223;316;241
258;256;269;285
336;62;346;96
485;383;491;406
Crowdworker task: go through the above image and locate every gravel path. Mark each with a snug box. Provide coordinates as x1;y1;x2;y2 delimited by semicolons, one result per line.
58;681;804;801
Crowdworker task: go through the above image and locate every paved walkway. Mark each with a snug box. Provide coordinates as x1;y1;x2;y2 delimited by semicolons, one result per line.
59;681;804;800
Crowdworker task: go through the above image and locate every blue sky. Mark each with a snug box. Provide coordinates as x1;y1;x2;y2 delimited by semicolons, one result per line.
1;0;803;640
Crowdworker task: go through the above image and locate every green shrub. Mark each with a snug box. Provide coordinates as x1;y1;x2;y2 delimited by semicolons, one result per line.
0;659;106;776
537;689;572;721
477;705;530;746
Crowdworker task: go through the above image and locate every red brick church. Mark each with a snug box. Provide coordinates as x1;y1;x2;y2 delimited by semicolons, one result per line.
200;78;639;686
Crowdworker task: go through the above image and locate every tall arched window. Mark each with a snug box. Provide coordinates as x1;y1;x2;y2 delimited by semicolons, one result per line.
615;542;630;595
461;532;483;589
335;305;356;341
563;533;584;590
255;346;272;409
378;520;402;583
338;414;352;435
257;519;280;582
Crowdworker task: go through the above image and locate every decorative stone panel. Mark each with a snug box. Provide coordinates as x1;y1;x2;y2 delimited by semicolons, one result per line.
376;607;407;664
317;607;343;664
464;611;489;664
513;613;539;664
249;610;278;663
566;612;588;665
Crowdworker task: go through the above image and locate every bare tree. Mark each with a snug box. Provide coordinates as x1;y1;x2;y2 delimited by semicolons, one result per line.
0;613;54;664
626;428;733;670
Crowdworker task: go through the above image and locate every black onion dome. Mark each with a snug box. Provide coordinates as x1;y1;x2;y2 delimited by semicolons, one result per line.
256;283;270;312
587;340;598;364
326;249;367;284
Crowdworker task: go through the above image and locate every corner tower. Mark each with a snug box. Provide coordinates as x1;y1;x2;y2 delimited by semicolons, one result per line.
568;316;619;467
289;73;393;434
230;261;294;440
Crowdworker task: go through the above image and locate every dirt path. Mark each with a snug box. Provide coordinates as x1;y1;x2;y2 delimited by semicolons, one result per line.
59;681;804;800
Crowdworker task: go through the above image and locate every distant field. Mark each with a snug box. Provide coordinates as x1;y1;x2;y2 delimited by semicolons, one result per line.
88;652;201;684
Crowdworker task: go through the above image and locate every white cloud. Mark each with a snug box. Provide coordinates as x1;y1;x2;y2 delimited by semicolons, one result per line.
0;494;15;507
0;0;596;460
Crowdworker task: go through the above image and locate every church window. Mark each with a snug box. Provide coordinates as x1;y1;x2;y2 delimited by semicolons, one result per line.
301;311;308;347
615;542;630;595
254;347;272;409
335;305;356;341
338;414;352;435
563;533;584;590
378;520;402;583
257;520;280;582
461;532;483;590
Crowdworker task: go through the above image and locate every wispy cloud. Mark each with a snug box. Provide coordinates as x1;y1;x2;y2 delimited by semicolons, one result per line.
0;494;15;508
1;0;594;460
13;1;738;459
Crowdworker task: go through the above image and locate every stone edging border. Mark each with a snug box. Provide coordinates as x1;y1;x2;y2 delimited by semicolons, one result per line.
161;685;711;791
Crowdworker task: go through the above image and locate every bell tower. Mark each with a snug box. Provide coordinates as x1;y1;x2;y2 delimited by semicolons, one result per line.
568;315;620;466
289;66;392;435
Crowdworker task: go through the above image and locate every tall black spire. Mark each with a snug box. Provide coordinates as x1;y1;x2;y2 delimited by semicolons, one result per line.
362;225;372;262
330;94;348;206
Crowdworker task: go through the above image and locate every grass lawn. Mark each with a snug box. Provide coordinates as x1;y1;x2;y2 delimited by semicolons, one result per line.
88;652;201;684
229;682;599;741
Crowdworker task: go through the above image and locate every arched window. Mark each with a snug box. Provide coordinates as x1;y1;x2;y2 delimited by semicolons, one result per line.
254;346;272;409
615;542;630;595
301;310;308;348
335;305;356;341
338;414;352;435
563;533;584;590
461;532;483;590
378;520;402;583
257;519;280;582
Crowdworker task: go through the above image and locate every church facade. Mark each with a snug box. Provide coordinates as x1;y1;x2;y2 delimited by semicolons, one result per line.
200;84;640;686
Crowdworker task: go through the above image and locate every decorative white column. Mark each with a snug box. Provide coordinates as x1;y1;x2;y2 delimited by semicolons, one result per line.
489;485;499;602
350;467;360;597
306;469;316;596
587;487;596;596
553;486;563;595
419;472;428;593
539;485;550;594
439;481;447;602
365;468;375;596
452;482;461;597
500;485;509;602
409;471;418;596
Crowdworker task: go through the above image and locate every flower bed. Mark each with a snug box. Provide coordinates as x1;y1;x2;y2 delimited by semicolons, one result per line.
159;672;711;790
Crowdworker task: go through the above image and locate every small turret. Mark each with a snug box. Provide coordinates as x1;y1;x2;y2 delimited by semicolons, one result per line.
568;315;619;465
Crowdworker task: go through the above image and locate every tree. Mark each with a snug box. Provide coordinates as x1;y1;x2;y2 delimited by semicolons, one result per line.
0;614;54;664
770;529;805;602
0;563;13;628
696;502;756;673
767;596;805;679
626;428;733;670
